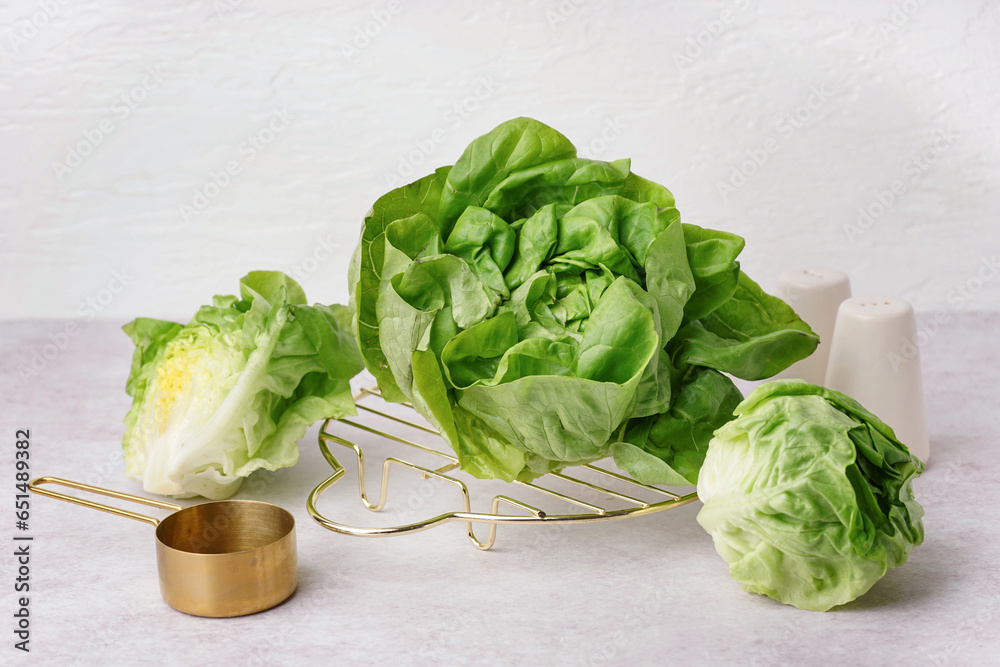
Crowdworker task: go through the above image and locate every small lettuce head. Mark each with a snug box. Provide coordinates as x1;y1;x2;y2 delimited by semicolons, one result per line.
696;380;925;611
348;117;818;483
122;271;362;499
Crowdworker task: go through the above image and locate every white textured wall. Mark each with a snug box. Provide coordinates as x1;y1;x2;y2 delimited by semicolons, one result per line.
1;0;998;321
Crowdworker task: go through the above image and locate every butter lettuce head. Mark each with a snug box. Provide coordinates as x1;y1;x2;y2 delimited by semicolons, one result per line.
696;380;925;611
349;117;818;483
122;271;363;499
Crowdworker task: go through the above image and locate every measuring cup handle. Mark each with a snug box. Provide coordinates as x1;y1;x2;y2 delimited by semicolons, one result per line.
29;477;183;527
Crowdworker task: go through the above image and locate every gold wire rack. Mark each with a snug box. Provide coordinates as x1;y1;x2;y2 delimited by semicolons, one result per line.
307;387;698;550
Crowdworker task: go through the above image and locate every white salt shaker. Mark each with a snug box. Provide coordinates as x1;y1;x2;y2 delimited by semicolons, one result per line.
824;297;930;462
775;268;852;385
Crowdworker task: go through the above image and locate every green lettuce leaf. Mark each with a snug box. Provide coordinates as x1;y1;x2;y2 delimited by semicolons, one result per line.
348;117;818;483
696;379;925;611
349;167;450;403
613;368;744;485
439;117;577;226
122;271;362;499
672;270;819;380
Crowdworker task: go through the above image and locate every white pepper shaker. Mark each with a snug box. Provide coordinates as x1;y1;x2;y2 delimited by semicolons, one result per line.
824;297;930;463
775;267;852;385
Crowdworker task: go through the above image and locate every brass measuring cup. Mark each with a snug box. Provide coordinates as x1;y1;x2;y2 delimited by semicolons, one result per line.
29;477;297;618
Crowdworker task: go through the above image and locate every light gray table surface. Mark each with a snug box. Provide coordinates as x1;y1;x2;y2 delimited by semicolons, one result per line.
1;314;998;666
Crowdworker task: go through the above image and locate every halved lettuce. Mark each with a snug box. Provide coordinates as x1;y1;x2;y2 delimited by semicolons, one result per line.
697;380;925;611
348;117;818;483
122;271;362;499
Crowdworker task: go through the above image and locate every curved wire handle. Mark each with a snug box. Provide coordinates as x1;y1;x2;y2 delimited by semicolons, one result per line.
29;477;182;527
307;429;549;549
306;390;698;550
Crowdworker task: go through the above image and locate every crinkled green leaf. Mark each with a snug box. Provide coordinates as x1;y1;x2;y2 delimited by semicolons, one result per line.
645;217;696;342
440;117;577;226
674;270;819;380
123;317;184;398
451;278;657;467
614;368;742;485
484;157;630;221
679;224;744;323
348;117;817;483
697;379;925;611
444;206;516;298
440;312;519;389
503;204;563;290
349;168;450;403
288;303;364;380
411;348;527;481
123;271;361;499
